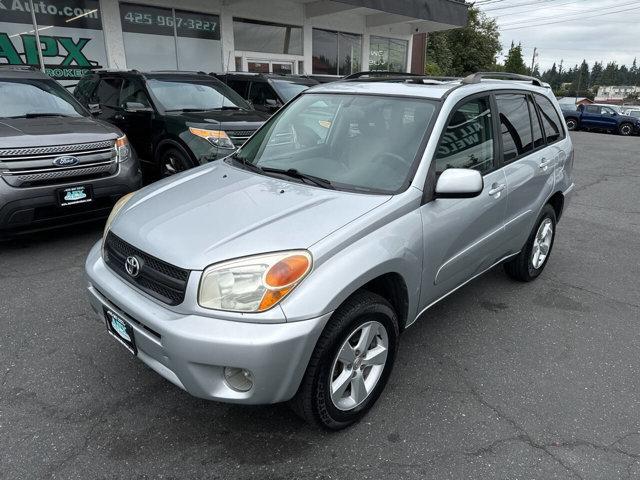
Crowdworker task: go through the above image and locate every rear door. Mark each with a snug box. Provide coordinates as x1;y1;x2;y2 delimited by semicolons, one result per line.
91;77;123;125
580;104;604;129
498;92;555;253
118;78;154;160
419;94;509;308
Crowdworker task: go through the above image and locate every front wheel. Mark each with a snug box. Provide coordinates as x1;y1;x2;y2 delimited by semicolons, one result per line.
290;291;399;430
504;204;557;282
619;123;633;136
565;118;578;131
159;147;193;177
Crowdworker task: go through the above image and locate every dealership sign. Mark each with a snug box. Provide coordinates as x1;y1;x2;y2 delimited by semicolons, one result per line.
0;0;106;80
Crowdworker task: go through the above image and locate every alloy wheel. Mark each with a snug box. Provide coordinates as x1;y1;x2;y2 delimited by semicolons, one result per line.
531;218;553;269
329;321;389;411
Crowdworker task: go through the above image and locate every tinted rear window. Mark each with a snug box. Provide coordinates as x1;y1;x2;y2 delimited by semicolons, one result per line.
496;93;533;162
535;94;564;143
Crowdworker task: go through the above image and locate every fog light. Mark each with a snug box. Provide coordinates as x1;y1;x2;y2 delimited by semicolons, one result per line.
223;367;253;392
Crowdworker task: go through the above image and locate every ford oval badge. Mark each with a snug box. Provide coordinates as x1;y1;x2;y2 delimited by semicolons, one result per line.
52;155;79;167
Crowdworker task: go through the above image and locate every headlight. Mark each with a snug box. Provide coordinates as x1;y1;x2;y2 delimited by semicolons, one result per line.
102;192;135;247
115;135;131;162
189;127;235;149
198;251;312;312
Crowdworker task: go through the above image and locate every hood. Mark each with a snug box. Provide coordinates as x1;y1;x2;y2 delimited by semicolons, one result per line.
620;114;640;123
0;116;120;148
111;161;391;270
170;109;269;131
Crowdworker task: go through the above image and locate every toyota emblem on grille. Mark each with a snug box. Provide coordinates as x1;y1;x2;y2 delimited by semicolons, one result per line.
52;155;79;167
125;256;141;277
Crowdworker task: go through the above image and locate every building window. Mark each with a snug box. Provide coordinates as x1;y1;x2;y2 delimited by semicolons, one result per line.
233;19;302;56
369;36;408;72
312;29;361;76
0;0;107;82
120;3;222;72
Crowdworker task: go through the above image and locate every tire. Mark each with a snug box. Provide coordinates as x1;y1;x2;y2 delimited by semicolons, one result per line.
619;123;633;136
158;147;193;177
290;291;399;430
565;118;578;131
504;204;557;282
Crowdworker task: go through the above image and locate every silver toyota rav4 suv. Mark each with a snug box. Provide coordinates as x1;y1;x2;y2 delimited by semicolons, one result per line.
85;72;574;429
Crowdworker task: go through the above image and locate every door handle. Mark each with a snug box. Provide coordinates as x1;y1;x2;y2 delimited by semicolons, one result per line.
539;158;552;170
488;183;506;197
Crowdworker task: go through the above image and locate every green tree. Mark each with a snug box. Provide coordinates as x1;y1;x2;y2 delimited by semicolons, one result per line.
503;42;528;75
425;7;501;76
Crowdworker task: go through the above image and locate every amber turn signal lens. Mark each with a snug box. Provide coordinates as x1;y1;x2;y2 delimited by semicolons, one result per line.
265;255;310;289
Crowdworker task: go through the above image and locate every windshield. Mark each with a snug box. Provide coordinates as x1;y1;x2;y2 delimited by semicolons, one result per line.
0;79;87;118
231;93;437;193
147;79;252;111
270;79;314;102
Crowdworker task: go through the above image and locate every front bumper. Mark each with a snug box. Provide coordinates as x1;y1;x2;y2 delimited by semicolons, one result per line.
0;158;141;236
85;242;330;404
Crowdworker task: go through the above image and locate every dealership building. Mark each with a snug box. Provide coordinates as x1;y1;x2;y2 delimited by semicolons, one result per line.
1;0;468;81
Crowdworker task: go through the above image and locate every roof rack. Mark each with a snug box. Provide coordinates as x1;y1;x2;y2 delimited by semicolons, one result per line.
462;72;545;87
343;71;424;80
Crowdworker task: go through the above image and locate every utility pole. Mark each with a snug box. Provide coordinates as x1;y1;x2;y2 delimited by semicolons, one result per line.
530;47;538;76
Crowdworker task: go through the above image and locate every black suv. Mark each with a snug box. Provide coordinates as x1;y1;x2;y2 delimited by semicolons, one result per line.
215;73;319;115
0;66;141;237
74;71;269;179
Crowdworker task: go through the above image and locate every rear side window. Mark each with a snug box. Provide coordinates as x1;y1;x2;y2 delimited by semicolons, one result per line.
535;94;564;143
75;75;99;102
496;93;533;162
528;96;545;149
95;78;123;108
226;79;250;98
435;96;494;174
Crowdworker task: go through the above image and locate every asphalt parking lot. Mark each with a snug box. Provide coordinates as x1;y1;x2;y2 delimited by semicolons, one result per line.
1;131;639;480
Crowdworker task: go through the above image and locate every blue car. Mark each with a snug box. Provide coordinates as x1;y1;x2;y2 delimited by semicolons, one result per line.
562;104;640;136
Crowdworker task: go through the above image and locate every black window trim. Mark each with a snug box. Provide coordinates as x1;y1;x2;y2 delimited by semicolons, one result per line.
493;90;548;167
532;92;567;146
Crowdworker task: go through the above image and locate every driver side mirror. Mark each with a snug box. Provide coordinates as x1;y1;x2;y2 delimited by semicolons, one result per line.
88;103;101;115
124;102;153;113
435;168;484;199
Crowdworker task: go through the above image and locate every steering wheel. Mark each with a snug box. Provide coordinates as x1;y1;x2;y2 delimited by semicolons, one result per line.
372;151;408;169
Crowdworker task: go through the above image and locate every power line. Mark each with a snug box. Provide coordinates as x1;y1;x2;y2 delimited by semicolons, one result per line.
497;0;640;26
499;3;640;30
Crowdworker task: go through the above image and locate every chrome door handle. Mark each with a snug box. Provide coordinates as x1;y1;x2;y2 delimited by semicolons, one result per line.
539;158;552;169
488;184;506;196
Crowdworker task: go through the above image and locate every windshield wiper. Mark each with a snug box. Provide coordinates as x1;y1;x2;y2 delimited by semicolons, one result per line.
229;154;263;173
260;167;334;189
164;108;208;113
6;113;72;119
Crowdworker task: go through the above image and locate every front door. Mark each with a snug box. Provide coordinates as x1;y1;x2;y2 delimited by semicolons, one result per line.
419;95;509;310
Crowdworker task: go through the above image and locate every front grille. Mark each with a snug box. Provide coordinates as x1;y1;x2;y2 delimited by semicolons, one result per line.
3;163;116;187
103;232;190;306
0;140;114;158
226;129;255;147
0;141;117;188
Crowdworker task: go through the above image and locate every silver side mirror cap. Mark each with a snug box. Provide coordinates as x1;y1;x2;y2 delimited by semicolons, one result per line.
435;168;484;199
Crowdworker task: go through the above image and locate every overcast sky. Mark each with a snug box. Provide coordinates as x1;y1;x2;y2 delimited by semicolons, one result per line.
476;0;640;72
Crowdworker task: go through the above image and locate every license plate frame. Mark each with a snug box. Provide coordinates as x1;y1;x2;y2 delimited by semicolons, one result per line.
104;307;137;355
57;185;93;207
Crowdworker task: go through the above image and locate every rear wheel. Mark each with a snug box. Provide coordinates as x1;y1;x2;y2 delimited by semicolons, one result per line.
504;204;557;282
619;123;633;136
290;291;399;430
159;147;193;177
565;118;578;131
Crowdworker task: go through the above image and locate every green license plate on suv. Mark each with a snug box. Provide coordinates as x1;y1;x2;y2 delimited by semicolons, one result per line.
104;308;137;355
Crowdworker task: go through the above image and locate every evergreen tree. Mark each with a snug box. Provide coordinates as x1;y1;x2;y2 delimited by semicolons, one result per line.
503;42;528;75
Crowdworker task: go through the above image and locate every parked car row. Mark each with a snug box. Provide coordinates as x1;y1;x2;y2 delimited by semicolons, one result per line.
1;66;424;237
